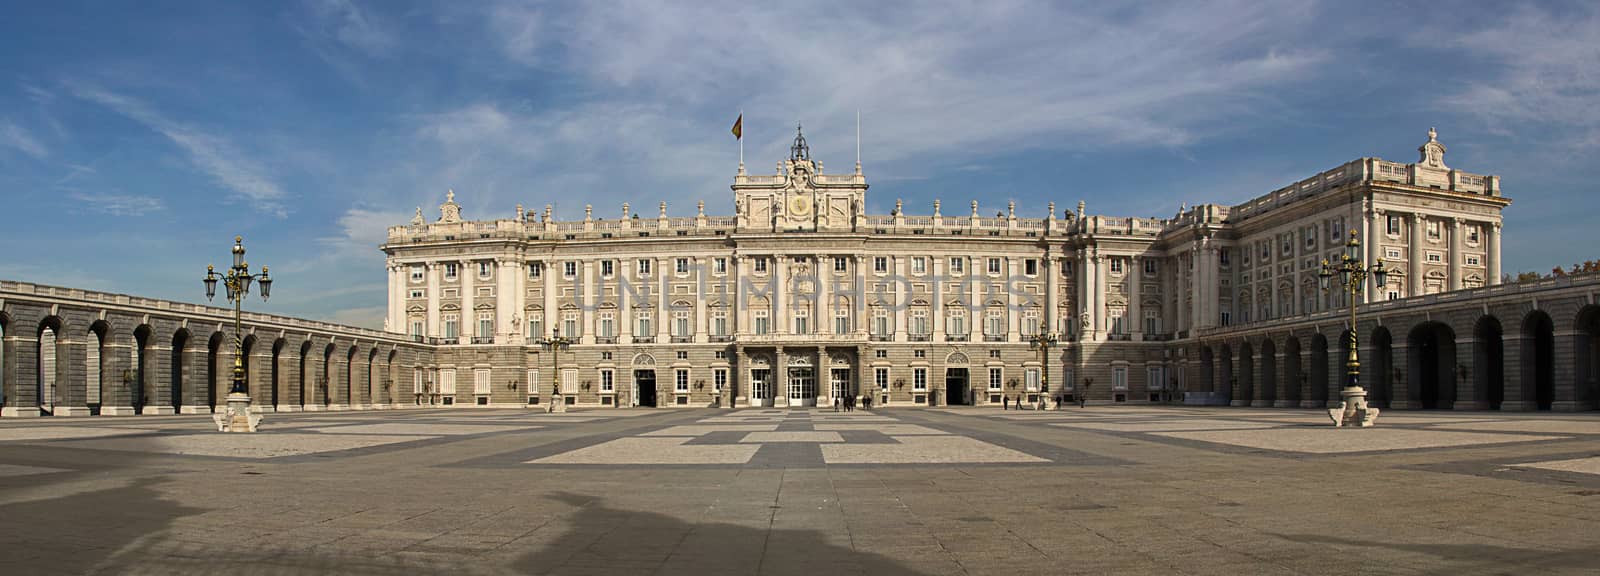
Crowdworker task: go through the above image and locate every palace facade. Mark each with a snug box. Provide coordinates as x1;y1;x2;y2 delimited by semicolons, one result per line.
381;128;1511;409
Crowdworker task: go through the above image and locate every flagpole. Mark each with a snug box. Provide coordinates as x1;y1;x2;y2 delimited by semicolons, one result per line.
738;108;745;173
855;108;861;174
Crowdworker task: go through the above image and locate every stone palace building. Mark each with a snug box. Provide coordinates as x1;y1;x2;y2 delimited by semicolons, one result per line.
372;127;1565;410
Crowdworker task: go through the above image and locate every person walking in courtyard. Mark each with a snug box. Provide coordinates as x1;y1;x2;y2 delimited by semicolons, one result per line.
1003;395;1009;410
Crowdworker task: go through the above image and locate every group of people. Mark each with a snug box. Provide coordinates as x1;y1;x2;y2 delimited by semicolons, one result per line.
832;395;870;411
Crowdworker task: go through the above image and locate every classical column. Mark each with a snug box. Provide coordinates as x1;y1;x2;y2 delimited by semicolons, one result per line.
854;255;867;334
774;346;789;407
581;259;596;345
734;256;750;335
460;259;476;342
1093;253;1108;338
1409;214;1424;297
426;262;441;338
1189;249;1202;332
498;258;517;343
620;259;634;340
1487;222;1502;285
1006;257;1020;340
930;255;944;342
893;256;908;339
386;264;400;333
100;336;135;415
1129;256;1143;339
694;256;708;341
0;331;39;417
278;347;302;411
775;255;789;334
1449;218;1464;291
543;258;557;339
656;257;669;341
1366;208;1382;304
1044;252;1059;335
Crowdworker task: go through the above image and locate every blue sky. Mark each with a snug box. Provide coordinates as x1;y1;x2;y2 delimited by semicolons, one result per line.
1;0;1596;329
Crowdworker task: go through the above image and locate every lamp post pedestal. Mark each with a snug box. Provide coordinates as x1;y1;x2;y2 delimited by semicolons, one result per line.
213;392;261;432
1328;386;1380;427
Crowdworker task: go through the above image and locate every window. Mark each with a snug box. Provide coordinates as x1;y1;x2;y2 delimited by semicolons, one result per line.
910;309;928;336
754;310;770;335
409;290;423;299
987;258;1002;274
1109;259;1123;273
1427;252;1443;263
713;257;727;275
675;369;690;392
990;350;1001;359
676;351;688;360
1388;290;1400;301
1144;310;1160;335
985;309;1005;337
439;369;456;395
946;310;967;337
1144;259;1157;274
914;349;926;358
561;369;578;394
1025;368;1039;391
410;320;423;337
989;368;1003;390
600;260;614;277
714;369;727;392
526;369;538;394
713;309;728;336
600;369;614;392
444;263;458;280
911;257;927;275
443;314;459;339
872;308;889;337
1108;309;1124;335
477;312;494;339
875;349;887;359
638;259;653;275
714;350;726;359
875;368;889;390
1466;255;1481;266
674;310;691;337
409;266;423;282
675;258;690;274
528;262;543;278
1024;259;1038;276
913;368;927;391
1063;260;1074;276
1426;220;1441;240
563;262;577;278
1113;366;1128;390
599;312;615;338
528;316;542;339
834;257;848;272
474;369;491;395
1305;229;1317;247
478;261;493;278
794;308;809;334
834;309;850;335
1387;215;1401;236
950;258;965;274
1022;309;1040;336
1219;249;1230;265
636;311;653;336
1220;311;1231;326
873;257;888;273
1281;237;1292;255
562;311;579;338
754;258;768;274
1467;226;1481;243
601;352;612;360
1386;248;1402;260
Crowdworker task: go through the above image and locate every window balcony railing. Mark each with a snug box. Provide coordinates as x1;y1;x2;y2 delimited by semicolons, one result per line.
908;334;932;342
1107;333;1131;341
595;337;618;344
633;336;655;344
710;335;733;343
472;336;495;345
671;336;694;343
439;337;460;345
946;334;969;342
984;334;1006;342
411;335;425;343
870;334;894;342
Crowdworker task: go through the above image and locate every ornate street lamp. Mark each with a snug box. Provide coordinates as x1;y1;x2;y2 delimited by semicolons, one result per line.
535;328;574;412
203;236;272;432
1319;230;1388;427
1028;331;1059;410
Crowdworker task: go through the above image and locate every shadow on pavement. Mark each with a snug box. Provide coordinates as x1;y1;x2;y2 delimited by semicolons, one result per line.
511;491;934;576
1279;533;1600;574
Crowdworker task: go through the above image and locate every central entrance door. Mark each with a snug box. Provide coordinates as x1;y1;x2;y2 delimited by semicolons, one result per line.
830;369;850;403
634;370;657;407
750;369;772;407
945;368;970;406
788;367;816;407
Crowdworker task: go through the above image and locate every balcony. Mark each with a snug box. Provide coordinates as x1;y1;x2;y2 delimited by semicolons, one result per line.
710;335;733;343
595;337;618;345
870;334;894;342
438;337;460;345
946;334;969;342
908;334;932;342
410;334;425;343
633;336;656;344
1107;333;1131;341
983;335;1006;342
671;336;694;343
472;336;495;345
1143;333;1175;341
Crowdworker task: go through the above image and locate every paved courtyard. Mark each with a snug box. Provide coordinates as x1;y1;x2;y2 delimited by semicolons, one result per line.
1;406;1598;575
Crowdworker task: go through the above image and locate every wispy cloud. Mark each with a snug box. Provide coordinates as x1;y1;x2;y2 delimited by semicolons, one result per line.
0;120;48;159
70;192;165;216
300;0;396;57
1437;4;1600;153
66;83;290;217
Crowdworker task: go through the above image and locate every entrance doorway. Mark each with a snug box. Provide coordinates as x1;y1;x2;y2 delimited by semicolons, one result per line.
945;368;970;405
788;367;816;407
634;370;657;407
750;368;772;407
830;368;850;403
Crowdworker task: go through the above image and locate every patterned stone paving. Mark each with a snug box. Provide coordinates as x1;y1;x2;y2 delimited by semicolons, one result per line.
1515;456;1600;475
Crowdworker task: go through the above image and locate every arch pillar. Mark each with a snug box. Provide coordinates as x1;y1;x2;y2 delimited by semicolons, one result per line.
1500;333;1532;411
142;343;175;414
1452;336;1484;410
51;336;92;416
1;332;40;417
1552;329;1584;411
276;348;302;412
178;332;213;414
248;347;275;412
328;347;350;410
1389;341;1418;410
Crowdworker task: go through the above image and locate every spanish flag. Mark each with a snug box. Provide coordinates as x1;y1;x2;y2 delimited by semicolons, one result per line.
731;114;742;140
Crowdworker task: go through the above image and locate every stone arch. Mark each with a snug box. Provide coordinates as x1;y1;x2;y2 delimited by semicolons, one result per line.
88;319;110;412
1472;315;1505;410
322;341;336;407
367;346;379;408
1575;305;1600;411
37;316;65;415
132;324;154;414
1406;322;1457;409
345;344;358;408
946;352;970;365
1235;341;1254;406
170;328;190;413
1283;336;1302;407
632;353;656;367
298;339;313;409
271;337;287;409
241;334;259;398
1368;326;1394;409
1310;332;1330;407
206;331;227;412
1218;344;1234;403
386;347;400;405
1257;338;1277;407
1521;310;1555;411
